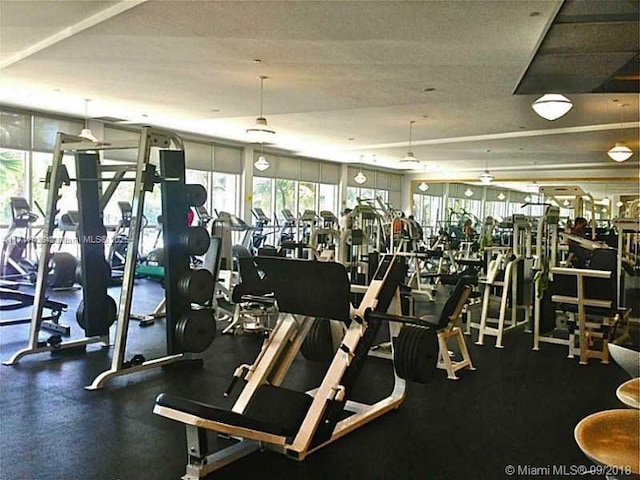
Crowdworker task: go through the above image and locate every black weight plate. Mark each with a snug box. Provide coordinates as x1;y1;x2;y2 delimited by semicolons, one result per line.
75;295;117;331
174;309;216;353
301;318;334;361
183;227;210;256
185;184;207;207
394;326;410;380
178;269;214;305
105;295;117;328
406;326;421;382
76;300;86;330
47;252;78;288
413;326;439;384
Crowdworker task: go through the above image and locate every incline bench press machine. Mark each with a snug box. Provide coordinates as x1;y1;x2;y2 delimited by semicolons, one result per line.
154;255;441;478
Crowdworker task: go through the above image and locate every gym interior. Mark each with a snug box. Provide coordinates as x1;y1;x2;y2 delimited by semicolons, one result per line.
1;2;639;479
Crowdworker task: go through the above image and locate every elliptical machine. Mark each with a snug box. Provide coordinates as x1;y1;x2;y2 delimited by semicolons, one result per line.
1;197;76;288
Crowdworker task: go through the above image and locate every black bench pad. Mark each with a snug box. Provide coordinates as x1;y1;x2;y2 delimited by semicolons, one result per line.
156;384;313;438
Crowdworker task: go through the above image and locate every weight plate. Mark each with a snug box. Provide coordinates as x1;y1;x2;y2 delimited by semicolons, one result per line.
47;252;78;288
174;309;216;353
413;326;439;384
406;326;421;382
394;326;410;380
105;295;117;328
178;269;214;305
76;300;86;330
301;318;334;361
75;295;117;332
185;184;207;207
182;227;210;256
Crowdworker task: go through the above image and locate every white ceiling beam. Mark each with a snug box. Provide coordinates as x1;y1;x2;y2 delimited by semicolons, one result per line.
355;122;639;150
0;0;148;70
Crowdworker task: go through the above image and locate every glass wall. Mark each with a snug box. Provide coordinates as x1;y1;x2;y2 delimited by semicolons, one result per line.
0;148;27;226
252;177;273;220
345;187;389;209
412;194;443;238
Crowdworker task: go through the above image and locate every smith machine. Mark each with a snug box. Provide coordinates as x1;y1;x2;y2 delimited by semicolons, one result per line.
4;128;219;390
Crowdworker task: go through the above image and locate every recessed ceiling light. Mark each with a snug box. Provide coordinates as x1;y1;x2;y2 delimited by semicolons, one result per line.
529;11;540;17
348;137;355;141
53;88;61;92
519;126;526;129
422;87;436;93
422;115;429;119
253;59;261;63
210;109;220;113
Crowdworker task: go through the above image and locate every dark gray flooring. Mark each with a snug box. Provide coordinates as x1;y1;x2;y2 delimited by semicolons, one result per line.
0;279;636;480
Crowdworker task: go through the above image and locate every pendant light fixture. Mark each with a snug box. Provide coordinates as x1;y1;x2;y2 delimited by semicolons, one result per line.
79;98;98;142
479;171;494;184
531;94;573;121
418;182;429;192
400;120;419;164
246;76;276;143
254;143;270;172
354;156;367;184
607;102;633;162
607;143;633;162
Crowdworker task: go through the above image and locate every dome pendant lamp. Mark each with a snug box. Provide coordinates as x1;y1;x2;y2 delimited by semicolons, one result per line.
246;76;276;143
400;120;419;164
532;94;573;121
79;99;98;142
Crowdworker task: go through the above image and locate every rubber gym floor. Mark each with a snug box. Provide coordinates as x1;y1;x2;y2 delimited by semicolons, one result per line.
0;279;637;480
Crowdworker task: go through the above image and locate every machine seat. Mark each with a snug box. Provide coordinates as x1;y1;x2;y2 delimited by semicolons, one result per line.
156;384;313;438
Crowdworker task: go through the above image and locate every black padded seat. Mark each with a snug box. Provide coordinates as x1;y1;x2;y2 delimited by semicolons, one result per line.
156;384;313;438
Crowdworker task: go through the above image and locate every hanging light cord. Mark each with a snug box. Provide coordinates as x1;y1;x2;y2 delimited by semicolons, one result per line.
408;120;414;150
259;76;265;118
84;99;90;129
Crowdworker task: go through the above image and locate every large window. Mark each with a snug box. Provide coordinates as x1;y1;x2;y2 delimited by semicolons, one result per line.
252;178;273;220
275;179;296;222
485;200;508;223
346;187;388;209
318;183;337;213
210;172;237;217
412;194;443;238
298;182;317;213
0;149;27;226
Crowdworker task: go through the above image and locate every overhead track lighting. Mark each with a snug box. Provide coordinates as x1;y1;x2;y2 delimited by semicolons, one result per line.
418;182;429;192
79;98;98;142
246;76;276;143
531;94;573;121
400;120;419;164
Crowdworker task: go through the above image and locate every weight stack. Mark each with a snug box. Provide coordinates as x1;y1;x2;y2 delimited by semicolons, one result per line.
159;150;216;355
74;153;117;336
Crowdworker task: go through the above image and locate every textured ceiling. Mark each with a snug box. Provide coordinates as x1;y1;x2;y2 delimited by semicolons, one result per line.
0;0;638;198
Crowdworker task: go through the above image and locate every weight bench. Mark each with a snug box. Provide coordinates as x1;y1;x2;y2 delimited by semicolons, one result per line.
155;255;437;478
0;288;70;335
416;275;476;380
